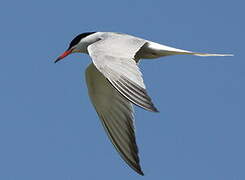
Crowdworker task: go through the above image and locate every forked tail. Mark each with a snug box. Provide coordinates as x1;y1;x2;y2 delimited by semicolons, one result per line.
147;41;233;57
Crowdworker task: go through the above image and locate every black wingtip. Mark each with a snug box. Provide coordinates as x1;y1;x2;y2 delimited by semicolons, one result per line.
154;108;160;113
138;170;144;176
150;104;159;113
133;164;144;176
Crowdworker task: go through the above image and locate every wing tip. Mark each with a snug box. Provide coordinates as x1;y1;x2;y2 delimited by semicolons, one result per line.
132;165;144;176
150;105;159;113
137;169;145;176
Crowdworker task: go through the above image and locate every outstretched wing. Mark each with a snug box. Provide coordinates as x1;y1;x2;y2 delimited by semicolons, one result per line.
87;33;158;112
85;63;144;175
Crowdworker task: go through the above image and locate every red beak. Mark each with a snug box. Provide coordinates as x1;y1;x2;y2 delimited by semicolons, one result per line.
54;49;73;63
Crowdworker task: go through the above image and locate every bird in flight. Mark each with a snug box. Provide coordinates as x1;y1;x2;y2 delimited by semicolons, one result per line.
55;32;232;175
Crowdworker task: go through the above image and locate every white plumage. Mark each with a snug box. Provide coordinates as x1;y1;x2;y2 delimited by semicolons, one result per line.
55;32;232;175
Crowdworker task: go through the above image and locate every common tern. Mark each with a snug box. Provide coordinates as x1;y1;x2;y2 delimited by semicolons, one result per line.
55;32;232;175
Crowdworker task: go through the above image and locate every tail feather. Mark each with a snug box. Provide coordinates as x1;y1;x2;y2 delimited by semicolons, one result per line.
189;52;234;57
147;42;233;57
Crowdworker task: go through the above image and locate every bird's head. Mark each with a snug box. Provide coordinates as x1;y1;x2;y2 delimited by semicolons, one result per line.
55;32;96;63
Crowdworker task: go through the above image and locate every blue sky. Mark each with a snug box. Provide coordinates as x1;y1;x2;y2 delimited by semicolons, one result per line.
0;0;244;179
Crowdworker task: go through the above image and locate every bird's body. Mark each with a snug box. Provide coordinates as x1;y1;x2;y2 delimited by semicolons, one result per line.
55;32;232;175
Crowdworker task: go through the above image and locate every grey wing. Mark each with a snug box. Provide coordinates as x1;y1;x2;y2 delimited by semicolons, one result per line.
85;63;144;175
88;34;158;112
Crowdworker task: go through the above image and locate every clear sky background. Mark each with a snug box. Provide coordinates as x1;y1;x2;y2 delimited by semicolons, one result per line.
0;0;244;179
